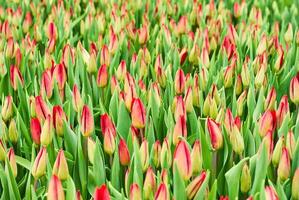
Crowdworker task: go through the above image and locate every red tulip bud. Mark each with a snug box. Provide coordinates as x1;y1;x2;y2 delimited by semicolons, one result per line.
264;87;276;110
72;84;83;113
32;147;47;178
277;147;290;182
174;68;185;95
173;115;187;145
118;139;130;166
80;105;94;137
94;184;110;200
47;175;65;200
173;140;192;180
41;70;53;99
154;183;169;200
207;118;223;150
100;45;110;66
276;95;289;128
103;129;115;155
52;106;67;137
100;113;116;137
97;64;108;88
129;183;141;200
54;63;67;91
131;98;146;129
286;130;295;159
176;15;187;35
186;171;207;199
30;117;41;145
10;65;24;90
179;48;188;65
138;25;148;45
290;73;299;105
8;148;17;177
265;186;279;200
173;95;186;122
47;22;57;40
53;149;69;181
258;110;276;137
116;60;127;81
35;96;51;123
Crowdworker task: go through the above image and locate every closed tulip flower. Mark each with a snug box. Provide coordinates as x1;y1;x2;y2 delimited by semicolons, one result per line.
80;105;94;137
47;175;65;200
173;140;192;181
52;149;69;181
131;98;146;129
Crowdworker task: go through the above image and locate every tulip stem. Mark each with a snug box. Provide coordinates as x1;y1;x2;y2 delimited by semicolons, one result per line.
212;151;218;182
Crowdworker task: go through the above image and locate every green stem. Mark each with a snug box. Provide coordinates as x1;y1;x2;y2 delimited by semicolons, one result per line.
212;151;218;183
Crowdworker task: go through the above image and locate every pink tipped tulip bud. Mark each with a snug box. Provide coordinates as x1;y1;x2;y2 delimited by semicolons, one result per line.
131;98;146;129
118;139;130;166
286;131;296;159
152;140;161;168
277;147;290;182
292;168;299;200
265;186;279;200
8;148;17;177
154;183;169;200
186;171;207;199
160;138;172;169
41;71;53;99
290;73;299;105
35;96;51;123
30;118;41;145
272;136;284;167
72;84;83;113
129;183;141;200
103;129;115;155
276;95;289;128
264;87;276;110
10;65;24;90
207;118;223;150
143;167;156;199
100;45;110;67
258;110;276;137
1;95;13;122
140;139;149;172
173;140;192;181
174;68;185;95
100;113;116;137
80;105;94;137
47;175;65;200
173;115;187;145
32;147;47;179
52;105;67;137
52;149;69;181
97;64;108;88
40;114;54;146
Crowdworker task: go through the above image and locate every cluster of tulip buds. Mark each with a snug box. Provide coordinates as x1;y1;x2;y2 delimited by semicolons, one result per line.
0;0;299;199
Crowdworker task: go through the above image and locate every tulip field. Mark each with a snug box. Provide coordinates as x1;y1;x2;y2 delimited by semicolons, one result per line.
1;0;299;199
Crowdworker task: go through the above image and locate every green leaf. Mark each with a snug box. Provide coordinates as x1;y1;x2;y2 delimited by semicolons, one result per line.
110;149;120;190
15;156;31;171
93;139;106;186
173;163;187;200
116;101;131;140
66;177;77;200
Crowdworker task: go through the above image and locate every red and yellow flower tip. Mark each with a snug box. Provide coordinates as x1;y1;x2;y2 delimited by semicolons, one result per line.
118;139;130;166
258;110;276;137
264;87;276;110
97;64;108;88
143;167;156;199
186;171;207;199
290;73;299;105
173;140;192;181
35;95;51;122
277;147;290;182
103;129;115;155
30;117;41;145
173;115;187;145
154;183;169;200
292;168;299;200
52;105;67;137
94;184;111;200
191;140;202;175
152;140;161;168
174;68;185;95
100;44;110;67
40;114;54;146
10;65;24;90
1;95;13;122
129;183;142;200
52;149;69;181
131;98;146;129
32;147;47;179
276;95;289;128
140;139;149;172
8;148;17;177
265;186;279;200
41;70;53;99
80;105;94;137
47;175;65;200
207;118;223;150
72;84;83;113
100;113;116;137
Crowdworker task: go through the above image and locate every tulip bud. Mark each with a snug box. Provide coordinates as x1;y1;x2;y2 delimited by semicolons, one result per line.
104;129;115;155
40;114;54;146
116;60;126;81
292;168;299;200
179;48;188;65
94;184;110;200
5;37;14;58
276;95;289;128
143;167;156;199
0;139;5;161
151;141;161;168
53;151;69;181
10;65;24;90
80;105;94;137
189;44;200;64
131;98;146;129
274;45;284;72
130;183;141;200
47;175;65;200
235;75;243;95
87;137;96;165
286;131;295;159
241;62;250;87
160;138;171;169
100;113;116;137
35;96;51;122
1;95;13;121
41;71;53;99
174;69;185;95
118;139;130;166
277;147;290;182
258;110;276;137
240;163;251;193
97;64;108;88
8;148;17;177
62;44;75;68
32;147;47;179
173;115;187;145
100;45;110;67
264;87;276;110
290;73;299;105
154;183;169;200
186;171;207;199
272;136;284;167
191;140;202;175
284;23;293;44
52;106;67;137
138;25;148;45
229;125;244;155
207;118;223;150
173;96;186;122
8;118;18;143
140;139;149;172
72;84;83;113
224;65;234;88
203;94;218;119
173;140;192;180
265;186;279;200
257;34;267;55
184;87;193;113
54;63;67;91
176;16;187;35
